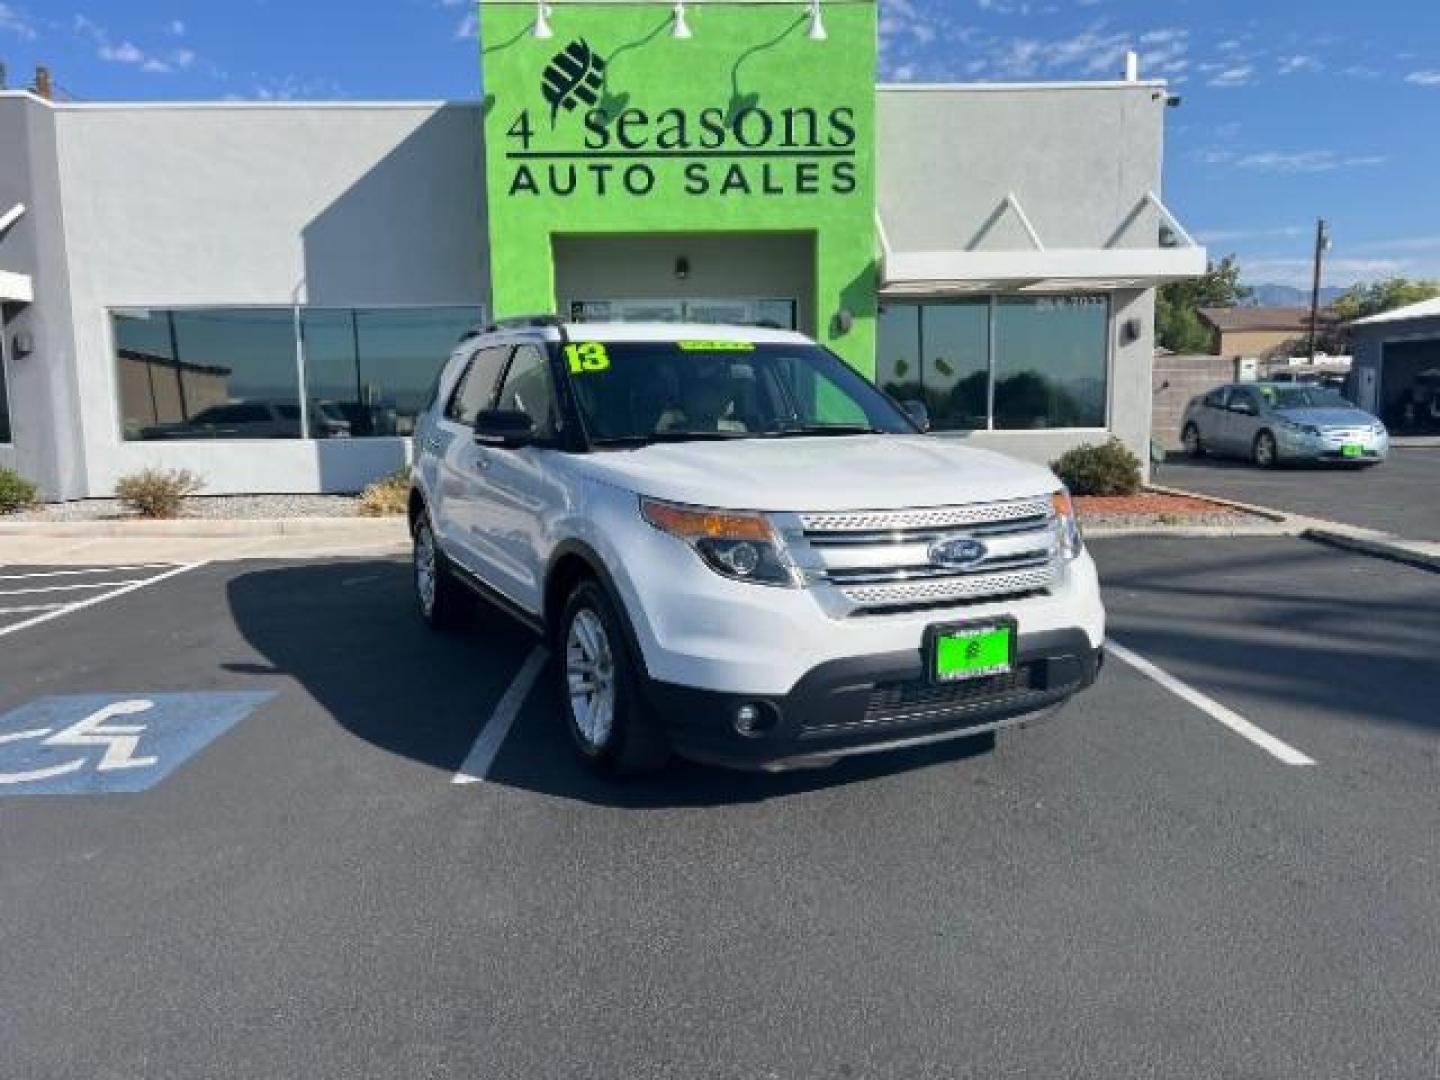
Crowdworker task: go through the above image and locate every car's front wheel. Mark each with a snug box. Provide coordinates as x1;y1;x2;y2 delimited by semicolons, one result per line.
557;579;668;776
1252;430;1278;469
1182;423;1205;458
413;516;467;631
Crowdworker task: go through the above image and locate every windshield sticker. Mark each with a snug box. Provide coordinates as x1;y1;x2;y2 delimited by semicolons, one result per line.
677;341;757;353
564;342;611;374
1260;387;1276;402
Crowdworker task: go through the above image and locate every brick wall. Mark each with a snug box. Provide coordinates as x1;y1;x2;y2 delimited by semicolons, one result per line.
1152;354;1237;448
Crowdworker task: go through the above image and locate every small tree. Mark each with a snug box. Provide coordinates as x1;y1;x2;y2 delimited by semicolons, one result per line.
1331;278;1440;323
1157;254;1252;353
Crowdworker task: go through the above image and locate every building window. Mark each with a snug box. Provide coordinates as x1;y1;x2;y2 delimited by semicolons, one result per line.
114;306;484;441
993;296;1109;430
301;308;485;437
877;295;1110;431
0;341;11;444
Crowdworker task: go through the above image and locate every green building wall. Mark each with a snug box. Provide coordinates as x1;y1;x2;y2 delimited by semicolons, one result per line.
480;0;879;375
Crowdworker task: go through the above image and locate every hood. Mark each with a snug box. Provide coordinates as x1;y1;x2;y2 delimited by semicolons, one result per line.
1273;407;1378;428
567;435;1060;512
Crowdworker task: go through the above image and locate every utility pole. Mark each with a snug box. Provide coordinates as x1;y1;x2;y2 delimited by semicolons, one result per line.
1307;218;1331;364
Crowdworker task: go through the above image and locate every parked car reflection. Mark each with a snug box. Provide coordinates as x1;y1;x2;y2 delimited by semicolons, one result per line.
139;399;352;440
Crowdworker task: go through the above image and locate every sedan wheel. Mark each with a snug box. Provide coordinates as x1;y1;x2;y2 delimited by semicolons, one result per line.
565;608;616;751
1182;423;1204;458
1253;430;1278;469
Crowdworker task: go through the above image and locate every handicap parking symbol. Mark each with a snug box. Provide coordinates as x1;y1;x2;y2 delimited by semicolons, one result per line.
0;693;274;795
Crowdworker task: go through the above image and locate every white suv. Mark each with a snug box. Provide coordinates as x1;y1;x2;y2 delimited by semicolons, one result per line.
409;319;1105;775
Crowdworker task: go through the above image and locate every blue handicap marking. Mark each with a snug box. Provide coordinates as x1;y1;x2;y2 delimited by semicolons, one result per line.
0;692;275;795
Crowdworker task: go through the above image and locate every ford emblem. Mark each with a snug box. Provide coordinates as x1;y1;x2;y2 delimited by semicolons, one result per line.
927;536;988;569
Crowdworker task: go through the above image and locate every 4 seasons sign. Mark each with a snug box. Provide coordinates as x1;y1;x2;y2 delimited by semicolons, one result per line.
504;37;862;200
480;1;878;372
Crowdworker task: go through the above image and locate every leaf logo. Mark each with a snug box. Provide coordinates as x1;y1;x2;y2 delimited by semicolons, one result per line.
541;39;607;127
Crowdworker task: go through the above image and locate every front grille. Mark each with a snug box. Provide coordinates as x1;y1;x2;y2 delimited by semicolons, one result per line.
789;496;1060;615
803;665;1042;733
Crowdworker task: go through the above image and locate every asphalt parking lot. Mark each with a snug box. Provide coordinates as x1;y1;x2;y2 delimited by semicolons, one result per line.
2;539;1438;1078
1160;445;1440;541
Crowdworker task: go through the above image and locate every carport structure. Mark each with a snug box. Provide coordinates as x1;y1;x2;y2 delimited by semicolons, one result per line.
1349;296;1440;432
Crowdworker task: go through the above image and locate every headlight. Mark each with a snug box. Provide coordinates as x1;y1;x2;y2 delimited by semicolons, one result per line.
1278;418;1321;436
1052;489;1084;560
640;498;797;587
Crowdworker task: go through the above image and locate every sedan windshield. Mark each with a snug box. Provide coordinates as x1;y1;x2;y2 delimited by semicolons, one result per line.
1266;386;1353;410
563;340;915;446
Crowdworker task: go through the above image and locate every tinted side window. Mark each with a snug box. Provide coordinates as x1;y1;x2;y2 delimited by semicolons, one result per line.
446;346;511;426
496;345;558;440
1203;389;1226;409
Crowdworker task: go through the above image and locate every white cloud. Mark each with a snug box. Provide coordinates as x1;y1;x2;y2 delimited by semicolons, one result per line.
1194;225;1309;244
1242;256;1411;289
73;13;208;76
0;2;36;40
1277;54;1320;75
167;19;185;37
454;12;478;40
1208;65;1254;87
1230;150;1387;174
1405;71;1440;87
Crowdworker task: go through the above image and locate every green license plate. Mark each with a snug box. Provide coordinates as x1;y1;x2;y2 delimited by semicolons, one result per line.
932;623;1014;683
1341;444;1363;458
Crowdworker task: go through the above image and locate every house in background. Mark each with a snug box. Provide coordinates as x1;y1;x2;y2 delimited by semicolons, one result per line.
1198;305;1341;360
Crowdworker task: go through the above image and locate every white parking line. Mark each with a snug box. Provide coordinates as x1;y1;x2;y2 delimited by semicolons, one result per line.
0;564;174;582
453;646;550;785
0;580;151;597
0;604;69;616
1106;638;1316;766
0;563;207;640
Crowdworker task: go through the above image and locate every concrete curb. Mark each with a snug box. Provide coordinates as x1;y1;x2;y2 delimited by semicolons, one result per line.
0;516;408;539
1084;524;1293;540
1301;529;1440;575
1144;483;1291;524
1391;437;1440;449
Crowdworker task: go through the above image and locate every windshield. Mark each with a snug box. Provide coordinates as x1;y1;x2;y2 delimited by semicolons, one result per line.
1263;386;1353;410
562;340;915;446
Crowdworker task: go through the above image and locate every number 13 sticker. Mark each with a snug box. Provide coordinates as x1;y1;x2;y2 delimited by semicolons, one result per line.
564;342;610;374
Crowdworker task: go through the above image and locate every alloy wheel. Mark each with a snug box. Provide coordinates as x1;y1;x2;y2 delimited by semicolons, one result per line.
565;608;616;749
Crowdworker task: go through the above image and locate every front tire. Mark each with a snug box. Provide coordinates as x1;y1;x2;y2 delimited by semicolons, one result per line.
1182;423;1205;458
414;516;467;631
557;579;668;777
1252;430;1278;469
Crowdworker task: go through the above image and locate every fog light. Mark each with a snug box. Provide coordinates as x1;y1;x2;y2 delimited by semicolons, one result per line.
734;704;761;735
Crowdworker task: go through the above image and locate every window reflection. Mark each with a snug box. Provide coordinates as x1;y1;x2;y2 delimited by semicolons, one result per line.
875;296;1110;431
115;306;483;441
994;296;1108;430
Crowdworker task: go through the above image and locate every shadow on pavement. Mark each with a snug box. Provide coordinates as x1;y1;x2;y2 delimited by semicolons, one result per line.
1096;538;1440;735
226;559;998;808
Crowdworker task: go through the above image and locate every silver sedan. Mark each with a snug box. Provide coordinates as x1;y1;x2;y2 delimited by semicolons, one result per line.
1180;383;1389;467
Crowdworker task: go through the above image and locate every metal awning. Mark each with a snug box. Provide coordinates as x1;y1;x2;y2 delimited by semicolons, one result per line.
0;270;33;304
878;191;1207;296
0;204;32;303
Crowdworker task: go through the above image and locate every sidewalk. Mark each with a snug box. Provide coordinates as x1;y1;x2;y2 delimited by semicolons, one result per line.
1148;483;1440;574
0;517;409;565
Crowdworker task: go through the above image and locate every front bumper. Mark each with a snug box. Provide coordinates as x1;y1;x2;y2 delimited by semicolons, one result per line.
645;628;1102;770
1276;428;1388;462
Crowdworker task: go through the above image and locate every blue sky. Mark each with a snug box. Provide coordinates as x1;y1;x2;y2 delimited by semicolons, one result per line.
2;0;1437;289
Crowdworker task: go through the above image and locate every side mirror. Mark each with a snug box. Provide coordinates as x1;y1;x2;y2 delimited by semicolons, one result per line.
902;399;931;433
474;409;536;448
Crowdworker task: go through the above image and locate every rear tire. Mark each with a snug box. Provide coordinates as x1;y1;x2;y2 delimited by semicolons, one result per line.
414;516;468;631
1182;423;1205;458
1252;430;1278;469
556;579;668;777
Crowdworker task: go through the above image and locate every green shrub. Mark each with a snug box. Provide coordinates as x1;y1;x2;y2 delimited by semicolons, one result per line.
114;468;204;519
0;467;39;514
1050;438;1143;497
358;469;410;518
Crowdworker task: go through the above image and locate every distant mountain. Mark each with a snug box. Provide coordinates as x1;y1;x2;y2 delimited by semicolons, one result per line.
1244;283;1346;307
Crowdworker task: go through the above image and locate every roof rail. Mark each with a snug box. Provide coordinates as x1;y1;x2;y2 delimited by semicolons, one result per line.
484;314;567;333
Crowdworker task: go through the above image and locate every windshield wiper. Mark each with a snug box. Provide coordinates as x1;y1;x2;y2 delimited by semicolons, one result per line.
591;431;750;448
761;425;884;438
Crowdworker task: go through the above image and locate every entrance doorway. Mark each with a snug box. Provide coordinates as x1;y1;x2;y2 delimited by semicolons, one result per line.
569;297;798;329
553;232;816;336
